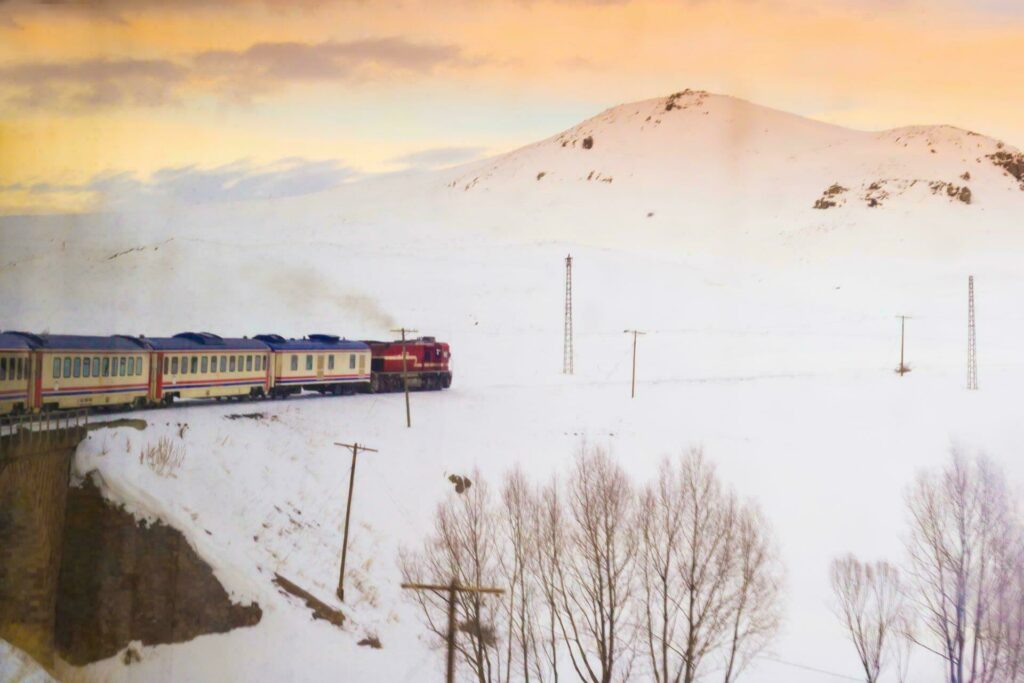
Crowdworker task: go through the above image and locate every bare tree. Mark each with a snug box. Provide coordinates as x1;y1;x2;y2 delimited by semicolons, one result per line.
637;451;781;683
540;446;638;683
400;470;507;683
400;446;783;683
983;524;1024;682
721;505;783;683
829;556;906;683
534;476;567;683
904;451;1017;683
498;468;547;683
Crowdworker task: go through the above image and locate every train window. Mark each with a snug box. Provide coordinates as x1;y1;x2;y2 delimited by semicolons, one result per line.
72;357;81;377
229;356;236;372
119;357;127;376
171;357;179;374
255;356;262;372
137;357;143;375
93;357;101;377
201;356;208;373
290;355;298;371
102;358;110;377
244;355;251;371
349;354;356;369
53;358;61;379
328;355;335;370
306;355;313;371
0;358;6;381
126;357;133;376
163;357;168;374
181;356;189;375
190;356;198;374
219;356;226;372
15;358;21;380
16;358;23;380
83;357;91;377
64;357;72;378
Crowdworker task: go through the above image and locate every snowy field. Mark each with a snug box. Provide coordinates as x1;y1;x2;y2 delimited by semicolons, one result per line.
3;92;1024;682
35;241;1024;683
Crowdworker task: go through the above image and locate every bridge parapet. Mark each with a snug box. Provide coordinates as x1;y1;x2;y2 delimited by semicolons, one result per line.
0;410;88;669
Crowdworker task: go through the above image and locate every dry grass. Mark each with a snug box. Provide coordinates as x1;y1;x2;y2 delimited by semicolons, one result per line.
139;436;186;478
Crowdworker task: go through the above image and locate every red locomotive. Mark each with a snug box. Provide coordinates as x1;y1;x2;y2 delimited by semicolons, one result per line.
364;336;452;393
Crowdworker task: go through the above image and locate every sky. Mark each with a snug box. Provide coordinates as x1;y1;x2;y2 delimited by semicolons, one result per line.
1;0;1023;214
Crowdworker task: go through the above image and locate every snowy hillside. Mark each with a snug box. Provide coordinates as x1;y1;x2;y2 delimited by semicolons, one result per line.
3;91;1024;683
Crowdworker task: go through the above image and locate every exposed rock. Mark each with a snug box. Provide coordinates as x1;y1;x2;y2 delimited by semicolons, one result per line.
582;136;593;150
813;183;848;209
988;150;1024;189
56;475;262;665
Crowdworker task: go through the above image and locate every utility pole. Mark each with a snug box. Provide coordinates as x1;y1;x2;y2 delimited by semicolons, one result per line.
390;327;418;427
967;275;978;390
334;441;378;602
563;254;574;375
401;580;504;683
624;329;646;398
895;316;911;376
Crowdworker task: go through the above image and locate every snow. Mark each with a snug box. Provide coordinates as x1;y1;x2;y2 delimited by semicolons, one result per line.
0;640;57;683
2;91;1024;682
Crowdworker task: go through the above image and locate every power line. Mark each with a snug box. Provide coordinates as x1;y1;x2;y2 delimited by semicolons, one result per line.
896;315;912;376
623;329;646;398
758;654;862;681
401;580;504;683
334;441;378;602
390;327;419;427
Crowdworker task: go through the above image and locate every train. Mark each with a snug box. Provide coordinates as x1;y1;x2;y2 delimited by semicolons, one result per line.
0;331;452;415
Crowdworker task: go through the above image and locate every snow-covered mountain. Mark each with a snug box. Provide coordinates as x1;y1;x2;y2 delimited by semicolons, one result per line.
434;89;1024;256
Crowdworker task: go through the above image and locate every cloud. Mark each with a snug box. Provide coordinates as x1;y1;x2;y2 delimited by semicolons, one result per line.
0;38;474;109
0;158;358;209
0;58;186;107
390;146;486;169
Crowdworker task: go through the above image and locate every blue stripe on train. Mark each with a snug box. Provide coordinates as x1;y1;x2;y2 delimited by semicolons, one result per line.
165;379;264;389
276;376;369;385
43;386;146;397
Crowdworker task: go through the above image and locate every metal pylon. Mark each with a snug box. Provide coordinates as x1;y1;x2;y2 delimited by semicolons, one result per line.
967;275;978;390
563;254;574;375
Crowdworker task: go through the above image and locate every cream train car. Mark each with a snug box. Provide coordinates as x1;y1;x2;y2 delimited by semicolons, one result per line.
5;332;151;412
147;332;272;404
254;334;371;397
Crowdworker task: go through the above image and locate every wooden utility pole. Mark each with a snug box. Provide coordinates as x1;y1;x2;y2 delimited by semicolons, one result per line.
391;327;418;427
624;329;646;398
895;316;912;376
401;580;504;683
334;441;378;602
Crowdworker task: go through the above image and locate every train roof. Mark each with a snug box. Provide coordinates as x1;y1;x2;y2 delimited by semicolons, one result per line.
2;331;149;351
363;336;441;346
145;332;270;352
253;333;369;351
0;332;35;350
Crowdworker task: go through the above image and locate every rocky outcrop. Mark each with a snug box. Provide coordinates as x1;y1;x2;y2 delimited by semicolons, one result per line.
55;475;262;666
